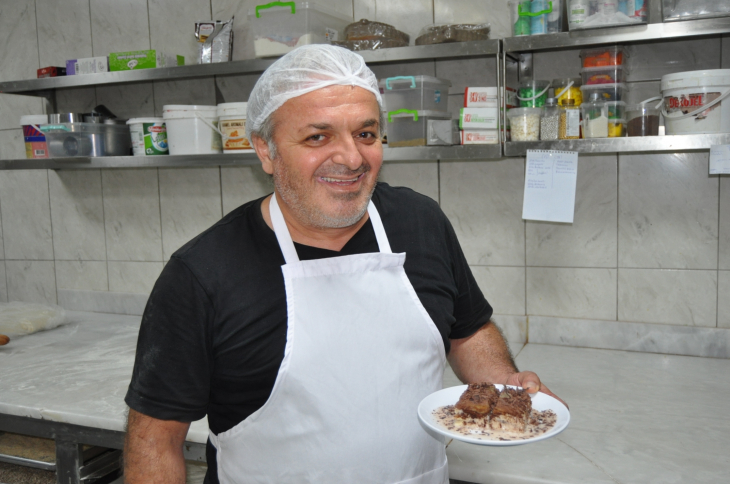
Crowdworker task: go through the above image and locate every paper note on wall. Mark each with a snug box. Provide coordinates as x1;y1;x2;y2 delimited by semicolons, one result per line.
709;145;730;175
522;150;578;223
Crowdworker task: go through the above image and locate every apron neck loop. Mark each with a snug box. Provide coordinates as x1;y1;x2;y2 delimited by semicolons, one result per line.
269;192;392;265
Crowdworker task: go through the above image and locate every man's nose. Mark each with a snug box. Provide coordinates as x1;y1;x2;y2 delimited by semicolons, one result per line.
331;135;363;170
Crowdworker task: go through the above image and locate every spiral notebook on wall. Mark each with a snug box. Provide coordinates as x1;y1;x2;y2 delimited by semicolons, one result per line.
522;150;578;223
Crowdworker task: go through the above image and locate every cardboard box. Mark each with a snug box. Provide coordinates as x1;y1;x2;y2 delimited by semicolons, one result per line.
66;57;108;75
503;86;517;109
460;129;499;144
464;87;498;108
37;66;66;78
459;108;499;130
109;50;184;71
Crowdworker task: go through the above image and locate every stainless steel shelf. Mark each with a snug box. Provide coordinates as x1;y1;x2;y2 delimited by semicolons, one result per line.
503;134;730;156
503;16;730;53
0;144;502;170
0;40;499;94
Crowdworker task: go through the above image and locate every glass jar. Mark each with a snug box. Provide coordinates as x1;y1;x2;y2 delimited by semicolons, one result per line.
540;97;560;140
559;99;580;139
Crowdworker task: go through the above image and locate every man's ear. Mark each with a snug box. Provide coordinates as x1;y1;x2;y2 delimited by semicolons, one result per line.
251;134;274;175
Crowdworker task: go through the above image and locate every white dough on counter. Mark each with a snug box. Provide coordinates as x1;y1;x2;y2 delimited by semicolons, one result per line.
0;301;67;337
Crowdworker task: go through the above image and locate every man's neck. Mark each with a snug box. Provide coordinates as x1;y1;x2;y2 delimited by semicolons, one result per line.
261;194;370;252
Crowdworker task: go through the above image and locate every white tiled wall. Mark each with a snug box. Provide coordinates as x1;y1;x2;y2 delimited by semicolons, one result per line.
1;0;730;352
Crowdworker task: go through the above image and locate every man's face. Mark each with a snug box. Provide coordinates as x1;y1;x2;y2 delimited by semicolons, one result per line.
257;85;383;229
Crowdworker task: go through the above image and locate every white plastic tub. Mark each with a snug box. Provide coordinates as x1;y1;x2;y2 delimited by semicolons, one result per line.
661;69;730;135
20;114;49;159
162;105;222;155
127;117;168;156
217;102;253;153
249;2;352;58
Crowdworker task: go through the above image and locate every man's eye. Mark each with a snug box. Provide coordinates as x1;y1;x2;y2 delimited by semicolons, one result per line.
307;134;326;142
358;131;377;139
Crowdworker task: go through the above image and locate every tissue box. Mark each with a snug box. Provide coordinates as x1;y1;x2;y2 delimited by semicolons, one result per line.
460;129;499;144
459;108;499;130
66;57;108;75
109;50;184;71
464;87;498;108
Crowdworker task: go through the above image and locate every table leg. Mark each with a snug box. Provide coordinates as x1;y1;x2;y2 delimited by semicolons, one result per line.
55;439;83;484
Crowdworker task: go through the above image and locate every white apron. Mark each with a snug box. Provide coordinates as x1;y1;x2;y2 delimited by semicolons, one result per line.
209;193;447;484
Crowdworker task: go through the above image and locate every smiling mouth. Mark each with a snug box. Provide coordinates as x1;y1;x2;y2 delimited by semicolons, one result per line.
319;173;365;185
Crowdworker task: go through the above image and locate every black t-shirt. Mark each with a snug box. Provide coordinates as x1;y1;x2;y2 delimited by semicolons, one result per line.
125;183;491;482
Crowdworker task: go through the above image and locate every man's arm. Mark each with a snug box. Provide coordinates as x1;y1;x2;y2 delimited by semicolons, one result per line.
124;408;191;484
448;320;565;405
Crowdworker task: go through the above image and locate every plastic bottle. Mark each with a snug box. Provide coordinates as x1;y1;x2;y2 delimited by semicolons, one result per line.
531;0;548;35
569;0;589;27
559;99;580;139
548;0;563;33
511;0;532;36
540;97;560;140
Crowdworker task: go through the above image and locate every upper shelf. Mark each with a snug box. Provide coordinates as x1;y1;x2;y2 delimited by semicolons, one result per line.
502;16;730;53
0;144;503;170
0;40;500;95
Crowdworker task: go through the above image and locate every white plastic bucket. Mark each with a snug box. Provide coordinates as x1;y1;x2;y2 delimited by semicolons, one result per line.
661;69;730;135
20;114;49;159
127;117;168;156
162;105;222;155
216;102;253;153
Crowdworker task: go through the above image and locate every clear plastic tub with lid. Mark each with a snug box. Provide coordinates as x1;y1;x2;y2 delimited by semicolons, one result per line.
379;76;451;112
608;118;625;137
604;101;626;120
386;109;452;147
518;80;551;108
580;82;629;102
627;102;660;137
580;46;627;67
581;65;627;85
553;77;583;107
249;2;352;57
507;107;542;141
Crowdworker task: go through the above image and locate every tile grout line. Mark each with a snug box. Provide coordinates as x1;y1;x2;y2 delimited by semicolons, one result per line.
616;153;620;321
717;163;721;328
46;170;58;304
0;190;7;301
33;0;42;73
100;169;110;292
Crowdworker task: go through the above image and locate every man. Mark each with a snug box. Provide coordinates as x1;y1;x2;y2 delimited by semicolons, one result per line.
124;44;562;484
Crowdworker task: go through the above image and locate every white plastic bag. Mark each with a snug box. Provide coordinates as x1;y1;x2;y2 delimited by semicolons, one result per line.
0;302;67;337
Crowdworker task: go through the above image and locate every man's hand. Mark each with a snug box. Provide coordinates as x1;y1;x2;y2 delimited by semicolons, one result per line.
504;371;568;408
448;320;567;408
124;408;190;484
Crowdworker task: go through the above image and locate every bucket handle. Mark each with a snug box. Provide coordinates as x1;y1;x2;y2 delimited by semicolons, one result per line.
194;112;246;141
517;1;553;17
516;82;552;102
555;81;574;100
661;87;730;121
256;1;296;18
385;76;416;90
639;96;663;110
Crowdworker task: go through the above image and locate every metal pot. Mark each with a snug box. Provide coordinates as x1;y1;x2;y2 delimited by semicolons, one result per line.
49;113;83;123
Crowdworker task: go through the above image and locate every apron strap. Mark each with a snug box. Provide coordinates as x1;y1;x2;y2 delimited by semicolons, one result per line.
270;192;392;264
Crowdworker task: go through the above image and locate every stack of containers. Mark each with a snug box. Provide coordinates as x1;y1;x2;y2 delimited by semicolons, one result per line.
379;75;453;147
460;87;500;144
579;46;629;137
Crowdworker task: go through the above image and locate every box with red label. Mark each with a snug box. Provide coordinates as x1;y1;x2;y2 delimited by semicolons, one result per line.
464;87;498;108
503;86;517;108
37;66;66;78
459;107;499;129
460;129;499;144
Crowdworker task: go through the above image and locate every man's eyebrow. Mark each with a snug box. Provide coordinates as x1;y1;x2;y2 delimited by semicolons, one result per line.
303;119;379;131
360;119;378;129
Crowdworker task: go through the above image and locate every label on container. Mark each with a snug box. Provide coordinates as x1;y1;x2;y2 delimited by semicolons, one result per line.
130;122;169;155
25;142;48;159
325;27;338;42
434;90;442;104
220;119;252;150
566;109;580;137
665;91;721;117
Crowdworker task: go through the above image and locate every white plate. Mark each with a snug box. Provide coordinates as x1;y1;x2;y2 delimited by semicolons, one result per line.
417;384;570;446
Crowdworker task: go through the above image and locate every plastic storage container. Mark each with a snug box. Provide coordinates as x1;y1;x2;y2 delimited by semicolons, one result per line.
580;46;627;67
217;102;253;153
540;97;561;140
569;0;646;30
162;105;222;155
661;69;730;135
580;82;628;102
627;103;660;136
507;107;542;141
379;76;451;113
604;100;626;120
127;118;168;156
386;109;451;147
661;0;730;22
608;118;625;137
581;92;608;138
40;123;132;157
581;65;627;85
553;78;583;106
249;2;352;58
518;80;551;107
559;101;580;139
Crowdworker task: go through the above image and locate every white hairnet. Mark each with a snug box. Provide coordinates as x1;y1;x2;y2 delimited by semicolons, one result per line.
245;44;383;141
